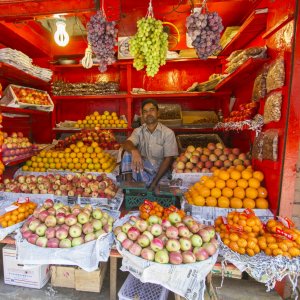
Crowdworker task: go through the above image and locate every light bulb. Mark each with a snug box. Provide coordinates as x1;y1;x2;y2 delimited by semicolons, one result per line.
54;20;69;47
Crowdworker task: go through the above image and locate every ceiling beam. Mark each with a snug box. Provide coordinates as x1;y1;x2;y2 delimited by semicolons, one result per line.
0;21;51;58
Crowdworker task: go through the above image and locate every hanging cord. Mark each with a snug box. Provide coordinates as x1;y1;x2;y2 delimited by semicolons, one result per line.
81;43;93;69
102;0;107;19
146;0;154;18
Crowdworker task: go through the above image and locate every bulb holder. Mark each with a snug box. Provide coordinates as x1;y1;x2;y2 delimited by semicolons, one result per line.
54;19;69;47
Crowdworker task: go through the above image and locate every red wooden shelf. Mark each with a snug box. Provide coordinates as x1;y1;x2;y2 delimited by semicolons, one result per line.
53;127;129;133
0;62;49;89
218;8;268;57
53;93;129;101
0;105;51;116
215;58;269;91
131;91;228;99
5;153;35;167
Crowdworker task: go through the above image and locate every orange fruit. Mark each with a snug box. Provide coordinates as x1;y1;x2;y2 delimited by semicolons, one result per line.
257;187;268;198
218;196;230;208
206;196;217;207
218;170;230;181
215;179;226;189
233;187;245;199
229;233;239;242
211;188;221;198
237;178;248;189
229;241;239;252
258;239;267;250
264;247;272;256
235;165;245;172
222;187;233;198
230;197;243;209
246;218;256;227
230;170;241;180
200;187;211;198
237;238;247;248
226;179;237;189
204;179;215;189
241;170;252;180
223;238;230;246
248;178;260;189
193;195;205;206
266;236;276;244
289;247;300;257
255;198;269;209
246;248;255;256
253;171;264;182
243;198;256;209
245;187;258;199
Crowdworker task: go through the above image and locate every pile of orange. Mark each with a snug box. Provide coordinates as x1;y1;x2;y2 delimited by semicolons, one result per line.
22;140;116;173
139;201;185;220
185;165;269;209
0;201;37;228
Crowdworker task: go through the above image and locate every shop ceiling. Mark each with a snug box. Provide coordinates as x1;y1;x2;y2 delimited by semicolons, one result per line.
0;0;261;59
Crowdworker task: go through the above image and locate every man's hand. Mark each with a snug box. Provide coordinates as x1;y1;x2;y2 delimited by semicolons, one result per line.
131;149;143;173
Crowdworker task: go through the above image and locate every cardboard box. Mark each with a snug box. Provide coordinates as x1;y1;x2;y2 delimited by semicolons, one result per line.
51;263;107;293
51;265;75;288
75;262;107;292
3;244;50;289
212;262;242;279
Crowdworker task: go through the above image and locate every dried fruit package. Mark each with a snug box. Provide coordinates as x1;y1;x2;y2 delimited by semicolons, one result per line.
252;69;267;101
227;49;243;62
266;58;285;93
263;92;282;124
252;132;264;161
262;129;279;161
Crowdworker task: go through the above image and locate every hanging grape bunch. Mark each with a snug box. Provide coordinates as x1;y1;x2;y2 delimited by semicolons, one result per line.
87;10;118;73
129;17;168;77
186;9;223;59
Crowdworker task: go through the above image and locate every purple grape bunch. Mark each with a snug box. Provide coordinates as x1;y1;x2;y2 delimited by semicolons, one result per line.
186;11;223;59
87;11;118;73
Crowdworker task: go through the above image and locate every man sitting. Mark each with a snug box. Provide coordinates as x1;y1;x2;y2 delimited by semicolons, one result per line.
121;99;178;189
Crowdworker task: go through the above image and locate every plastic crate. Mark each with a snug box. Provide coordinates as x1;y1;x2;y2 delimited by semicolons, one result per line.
124;189;177;210
118;274;169;300
176;133;224;152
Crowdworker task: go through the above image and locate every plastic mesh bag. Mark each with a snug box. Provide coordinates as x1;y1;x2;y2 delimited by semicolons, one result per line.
252;69;267;101
266;58;285;93
252;132;264;161
264;92;282;124
262;129;279;161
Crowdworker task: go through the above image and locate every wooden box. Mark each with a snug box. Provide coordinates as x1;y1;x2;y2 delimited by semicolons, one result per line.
51;265;75;289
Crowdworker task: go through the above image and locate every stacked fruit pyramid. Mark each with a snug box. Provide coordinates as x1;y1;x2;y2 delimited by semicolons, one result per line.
74;111;128;129
215;210;300;258
184;165;269;209
22;141;116;173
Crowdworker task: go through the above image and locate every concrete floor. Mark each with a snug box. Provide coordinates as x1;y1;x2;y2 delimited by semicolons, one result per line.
0;243;283;300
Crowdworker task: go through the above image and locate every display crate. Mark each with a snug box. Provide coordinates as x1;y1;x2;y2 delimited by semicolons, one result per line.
118;274;169;300
121;182;178;209
182;110;218;127
176;133;224;152
158;103;182;127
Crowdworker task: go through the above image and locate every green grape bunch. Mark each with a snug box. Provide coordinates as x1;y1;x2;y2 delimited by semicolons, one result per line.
129;17;168;77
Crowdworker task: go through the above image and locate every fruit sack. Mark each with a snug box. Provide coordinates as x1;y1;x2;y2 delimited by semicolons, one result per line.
181;198;274;224
0;197;39;240
15;202;115;272
114;213;218;300
218;236;300;295
0;84;54;112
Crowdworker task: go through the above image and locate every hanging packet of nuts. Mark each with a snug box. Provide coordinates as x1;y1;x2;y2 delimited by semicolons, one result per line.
262;129;279;161
227;49;244;62
252;132;264;161
266;57;285;93
252;68;267;102
263;92;282;124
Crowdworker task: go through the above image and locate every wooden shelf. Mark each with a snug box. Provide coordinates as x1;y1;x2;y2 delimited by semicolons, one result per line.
53;127;129;133
218;9;268;57
0;62;49;89
215;58;269;91
53;93;129;101
0;106;51;116
131;91;228;99
5;153;34;167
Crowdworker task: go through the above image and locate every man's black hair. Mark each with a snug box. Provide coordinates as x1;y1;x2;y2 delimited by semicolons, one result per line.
141;99;159;111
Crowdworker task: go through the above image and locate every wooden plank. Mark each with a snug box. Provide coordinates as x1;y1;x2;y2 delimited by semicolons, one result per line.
110;256;118;300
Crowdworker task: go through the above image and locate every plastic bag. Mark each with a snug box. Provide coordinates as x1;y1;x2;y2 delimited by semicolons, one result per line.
262;129;279;161
227;49;243;62
252;132;264;161
243;46;266;57
266;58;285;93
252;69;267;101
263;92;282;124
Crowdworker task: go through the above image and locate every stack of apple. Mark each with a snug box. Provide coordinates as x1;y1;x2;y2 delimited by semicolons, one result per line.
224;102;259;123
20;199;113;248
54;129;120;151
12;86;51;106
173;143;251;173
74;111;128;129
2;132;33;164
0;173;117;199
114;213;218;264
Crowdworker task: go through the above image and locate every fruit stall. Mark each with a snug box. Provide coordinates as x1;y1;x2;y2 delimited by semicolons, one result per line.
0;0;299;299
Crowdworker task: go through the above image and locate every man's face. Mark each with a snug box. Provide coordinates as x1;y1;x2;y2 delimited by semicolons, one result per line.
142;103;158;125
